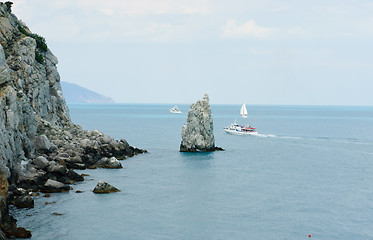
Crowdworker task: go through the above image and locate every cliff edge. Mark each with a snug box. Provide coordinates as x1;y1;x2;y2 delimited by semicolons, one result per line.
0;2;145;238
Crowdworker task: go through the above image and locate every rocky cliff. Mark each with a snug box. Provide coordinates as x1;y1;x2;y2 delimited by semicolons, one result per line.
180;94;223;152
0;2;145;238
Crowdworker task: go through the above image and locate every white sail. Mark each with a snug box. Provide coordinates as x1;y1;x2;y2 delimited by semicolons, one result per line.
240;102;248;118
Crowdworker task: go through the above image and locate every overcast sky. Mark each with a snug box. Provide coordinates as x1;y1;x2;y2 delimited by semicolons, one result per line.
12;0;373;105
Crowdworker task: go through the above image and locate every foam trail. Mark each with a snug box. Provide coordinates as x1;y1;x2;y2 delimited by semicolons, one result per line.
266;134;277;138
253;134;302;140
254;133;277;138
278;136;302;140
254;133;269;138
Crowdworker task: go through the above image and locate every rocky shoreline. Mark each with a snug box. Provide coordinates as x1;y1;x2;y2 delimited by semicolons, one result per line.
1;126;146;239
0;2;146;239
2;124;146;239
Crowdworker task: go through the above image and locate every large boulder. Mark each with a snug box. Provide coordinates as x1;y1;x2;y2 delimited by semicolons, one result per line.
66;170;84;182
92;157;122;169
9;195;34;209
32;156;49;169
35;135;52;153
180;94;223;152
7;187;34;208
47;161;67;175
41;179;71;193
93;180;120;194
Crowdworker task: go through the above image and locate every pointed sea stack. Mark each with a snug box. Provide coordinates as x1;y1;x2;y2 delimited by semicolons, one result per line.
180;94;224;152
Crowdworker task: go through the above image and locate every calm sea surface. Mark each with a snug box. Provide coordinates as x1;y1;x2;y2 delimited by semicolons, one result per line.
13;104;373;240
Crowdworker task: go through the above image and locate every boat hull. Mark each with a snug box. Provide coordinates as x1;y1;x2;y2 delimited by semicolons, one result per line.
224;128;258;135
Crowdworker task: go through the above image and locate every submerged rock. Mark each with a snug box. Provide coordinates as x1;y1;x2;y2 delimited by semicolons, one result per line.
93;180;120;194
180;94;224;152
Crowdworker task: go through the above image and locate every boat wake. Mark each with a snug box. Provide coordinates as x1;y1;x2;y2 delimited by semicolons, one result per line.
253;134;373;149
253;133;301;140
253;133;274;138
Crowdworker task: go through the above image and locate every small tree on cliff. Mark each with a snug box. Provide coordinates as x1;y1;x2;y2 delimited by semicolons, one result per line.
5;1;13;13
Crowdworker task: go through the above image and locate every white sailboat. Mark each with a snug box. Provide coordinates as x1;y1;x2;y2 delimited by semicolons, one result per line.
240;102;248;118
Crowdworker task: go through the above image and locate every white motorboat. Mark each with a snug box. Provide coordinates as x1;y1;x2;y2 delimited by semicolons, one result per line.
224;123;258;135
169;105;182;114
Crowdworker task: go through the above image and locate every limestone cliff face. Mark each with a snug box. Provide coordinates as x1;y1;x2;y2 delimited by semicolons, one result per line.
180;94;223;152
0;3;74;237
0;3;70;182
0;3;145;238
0;3;71;181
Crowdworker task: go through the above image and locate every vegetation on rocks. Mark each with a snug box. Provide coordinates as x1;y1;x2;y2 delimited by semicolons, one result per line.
4;2;12;13
18;26;47;52
18;25;47;63
34;52;44;64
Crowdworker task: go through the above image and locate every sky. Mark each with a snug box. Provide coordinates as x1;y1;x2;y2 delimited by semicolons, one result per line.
11;0;373;105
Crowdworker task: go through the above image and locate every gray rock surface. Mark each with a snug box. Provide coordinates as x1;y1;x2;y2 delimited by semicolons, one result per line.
0;3;146;238
35;135;52;153
180;94;223;152
47;161;67;175
0;44;9;85
9;195;34;209
32;156;49;169
92;157;123;169
42;179;71;193
93;180;120;193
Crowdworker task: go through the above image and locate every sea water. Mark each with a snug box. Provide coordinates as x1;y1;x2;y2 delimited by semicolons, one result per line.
12;104;373;240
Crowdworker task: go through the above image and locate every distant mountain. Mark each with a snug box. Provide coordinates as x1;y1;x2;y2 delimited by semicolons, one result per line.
61;82;114;103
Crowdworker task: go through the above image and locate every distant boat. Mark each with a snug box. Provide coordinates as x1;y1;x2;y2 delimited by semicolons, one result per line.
240;102;248;118
223;122;258;135
169;105;182;114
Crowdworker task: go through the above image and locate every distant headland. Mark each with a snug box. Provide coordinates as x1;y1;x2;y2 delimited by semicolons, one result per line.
61;82;114;104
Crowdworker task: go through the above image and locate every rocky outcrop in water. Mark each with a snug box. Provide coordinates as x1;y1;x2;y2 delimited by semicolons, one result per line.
0;2;146;238
93;180;120;194
180;94;223;152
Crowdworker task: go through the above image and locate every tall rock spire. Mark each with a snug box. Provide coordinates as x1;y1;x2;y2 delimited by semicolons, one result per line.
180;94;223;152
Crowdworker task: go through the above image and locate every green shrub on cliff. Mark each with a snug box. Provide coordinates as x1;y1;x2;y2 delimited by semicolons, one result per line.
35;52;44;64
18;26;48;52
18;25;28;35
5;1;13;12
17;25;47;64
31;33;47;52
